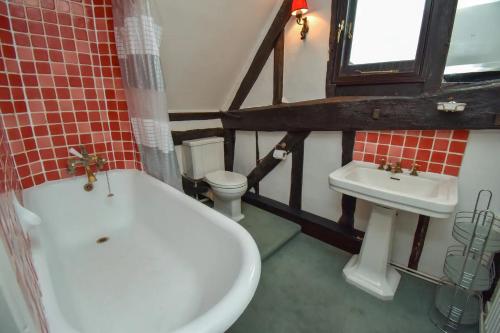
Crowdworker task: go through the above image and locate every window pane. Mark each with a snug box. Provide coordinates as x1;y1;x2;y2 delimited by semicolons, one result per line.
445;0;500;74
349;0;427;65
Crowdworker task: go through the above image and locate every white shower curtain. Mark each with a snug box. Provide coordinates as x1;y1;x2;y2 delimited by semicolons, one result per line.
112;0;181;189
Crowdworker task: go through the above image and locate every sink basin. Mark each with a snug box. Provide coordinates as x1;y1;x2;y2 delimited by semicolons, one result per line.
329;161;458;300
329;161;458;218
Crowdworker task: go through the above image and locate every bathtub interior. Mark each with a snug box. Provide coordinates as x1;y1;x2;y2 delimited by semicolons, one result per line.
22;170;252;333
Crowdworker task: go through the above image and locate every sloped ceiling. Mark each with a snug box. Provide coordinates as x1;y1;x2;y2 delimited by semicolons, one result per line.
156;0;281;110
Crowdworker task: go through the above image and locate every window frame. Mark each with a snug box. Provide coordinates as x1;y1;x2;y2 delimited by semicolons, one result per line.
326;0;459;96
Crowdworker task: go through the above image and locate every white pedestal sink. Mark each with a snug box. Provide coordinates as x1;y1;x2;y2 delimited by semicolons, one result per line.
329;161;458;301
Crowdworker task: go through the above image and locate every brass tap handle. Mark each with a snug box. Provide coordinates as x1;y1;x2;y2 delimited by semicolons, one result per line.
79;145;89;158
378;158;386;170
394;162;403;174
385;162;393;172
410;163;420;176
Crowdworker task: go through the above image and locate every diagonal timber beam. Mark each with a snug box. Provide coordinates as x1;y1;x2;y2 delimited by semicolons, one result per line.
247;131;310;190
228;0;293;110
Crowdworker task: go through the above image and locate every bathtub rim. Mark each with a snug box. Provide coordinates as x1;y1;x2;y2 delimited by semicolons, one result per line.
20;169;261;333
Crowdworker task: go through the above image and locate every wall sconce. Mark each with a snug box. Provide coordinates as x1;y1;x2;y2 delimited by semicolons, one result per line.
291;0;309;40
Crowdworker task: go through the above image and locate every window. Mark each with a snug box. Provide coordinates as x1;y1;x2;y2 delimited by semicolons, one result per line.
327;0;458;96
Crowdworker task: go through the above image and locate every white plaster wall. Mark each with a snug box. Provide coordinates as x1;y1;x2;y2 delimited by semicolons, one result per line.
302;132;343;221
156;0;282;110
230;0;500;277
419;130;500;276
234;131;256;180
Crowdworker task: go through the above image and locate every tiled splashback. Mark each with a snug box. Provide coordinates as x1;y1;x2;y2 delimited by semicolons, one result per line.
0;123;48;332
353;130;469;176
0;0;140;189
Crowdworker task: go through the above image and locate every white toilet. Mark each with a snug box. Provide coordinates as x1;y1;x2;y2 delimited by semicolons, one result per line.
182;137;248;221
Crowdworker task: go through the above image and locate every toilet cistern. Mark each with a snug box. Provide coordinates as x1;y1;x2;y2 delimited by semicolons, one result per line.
329;161;458;300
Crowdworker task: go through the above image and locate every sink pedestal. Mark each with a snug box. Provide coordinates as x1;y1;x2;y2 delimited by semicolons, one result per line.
343;205;401;301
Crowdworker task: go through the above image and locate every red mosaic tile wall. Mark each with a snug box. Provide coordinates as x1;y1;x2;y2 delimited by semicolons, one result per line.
0;0;141;189
0;121;48;332
353;130;469;176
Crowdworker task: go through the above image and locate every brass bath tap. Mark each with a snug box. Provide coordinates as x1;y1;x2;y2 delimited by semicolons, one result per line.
67;146;107;191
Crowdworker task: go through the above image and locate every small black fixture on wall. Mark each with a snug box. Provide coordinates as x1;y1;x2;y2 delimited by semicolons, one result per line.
292;0;309;40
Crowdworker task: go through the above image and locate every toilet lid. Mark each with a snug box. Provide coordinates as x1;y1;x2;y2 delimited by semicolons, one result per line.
205;170;247;189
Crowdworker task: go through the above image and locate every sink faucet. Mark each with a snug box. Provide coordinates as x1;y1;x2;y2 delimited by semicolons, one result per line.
67;146;107;191
381;161;403;174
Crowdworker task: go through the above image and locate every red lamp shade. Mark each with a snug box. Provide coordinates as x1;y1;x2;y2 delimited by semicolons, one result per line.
291;0;309;16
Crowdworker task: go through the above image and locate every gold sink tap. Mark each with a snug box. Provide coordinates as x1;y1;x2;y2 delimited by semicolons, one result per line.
67;146;107;191
387;161;403;174
410;163;420;176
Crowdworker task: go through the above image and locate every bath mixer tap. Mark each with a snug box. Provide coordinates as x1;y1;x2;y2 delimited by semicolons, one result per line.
67;146;107;191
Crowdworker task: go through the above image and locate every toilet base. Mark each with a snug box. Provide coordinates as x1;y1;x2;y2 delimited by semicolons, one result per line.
213;196;244;222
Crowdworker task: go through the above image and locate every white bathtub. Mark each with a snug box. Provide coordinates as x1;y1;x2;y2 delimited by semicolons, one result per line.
17;170;260;333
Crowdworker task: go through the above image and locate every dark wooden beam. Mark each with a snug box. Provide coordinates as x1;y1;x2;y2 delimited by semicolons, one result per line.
243;192;363;254
246;131;310;190
408;215;430;270
254;131;260;195
422;0;458;92
224;129;236;171
171;128;224;146
228;0;293;110
169;112;222;121
338;131;356;229
222;80;500;131
273;30;285;105
289;139;304;209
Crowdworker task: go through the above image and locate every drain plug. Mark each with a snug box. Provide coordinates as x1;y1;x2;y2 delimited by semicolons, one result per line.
96;236;109;244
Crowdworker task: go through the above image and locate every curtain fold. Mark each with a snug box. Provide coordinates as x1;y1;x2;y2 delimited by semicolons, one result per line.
112;0;181;189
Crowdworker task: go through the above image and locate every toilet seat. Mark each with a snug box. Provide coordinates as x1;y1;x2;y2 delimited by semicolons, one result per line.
205;170;247;189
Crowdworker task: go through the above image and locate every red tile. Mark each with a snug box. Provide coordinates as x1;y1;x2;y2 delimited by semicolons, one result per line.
9;4;25;18
449;141;467;154
428;163;443;174
404;136;419;148
377;144;389;155
422;130;436;137
42;9;57;23
431;151;446;164
14;33;30;46
416;149;431;161
41;0;55;10
367;132;378;143
446;154;463;167
444;166;460;177
433;139;449;151
57;13;71;25
452;130;469;141
26;7;42;20
402;148;416;159
353;142;364;152
390;135;404;146
418;137;433;149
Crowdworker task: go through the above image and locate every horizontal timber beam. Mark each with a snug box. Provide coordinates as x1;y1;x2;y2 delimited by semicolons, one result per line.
243;192;363;254
171;128;224;146
222;80;500;131
169;112;222;121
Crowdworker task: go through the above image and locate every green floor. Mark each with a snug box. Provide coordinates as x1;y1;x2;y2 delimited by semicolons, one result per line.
231;203;478;333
